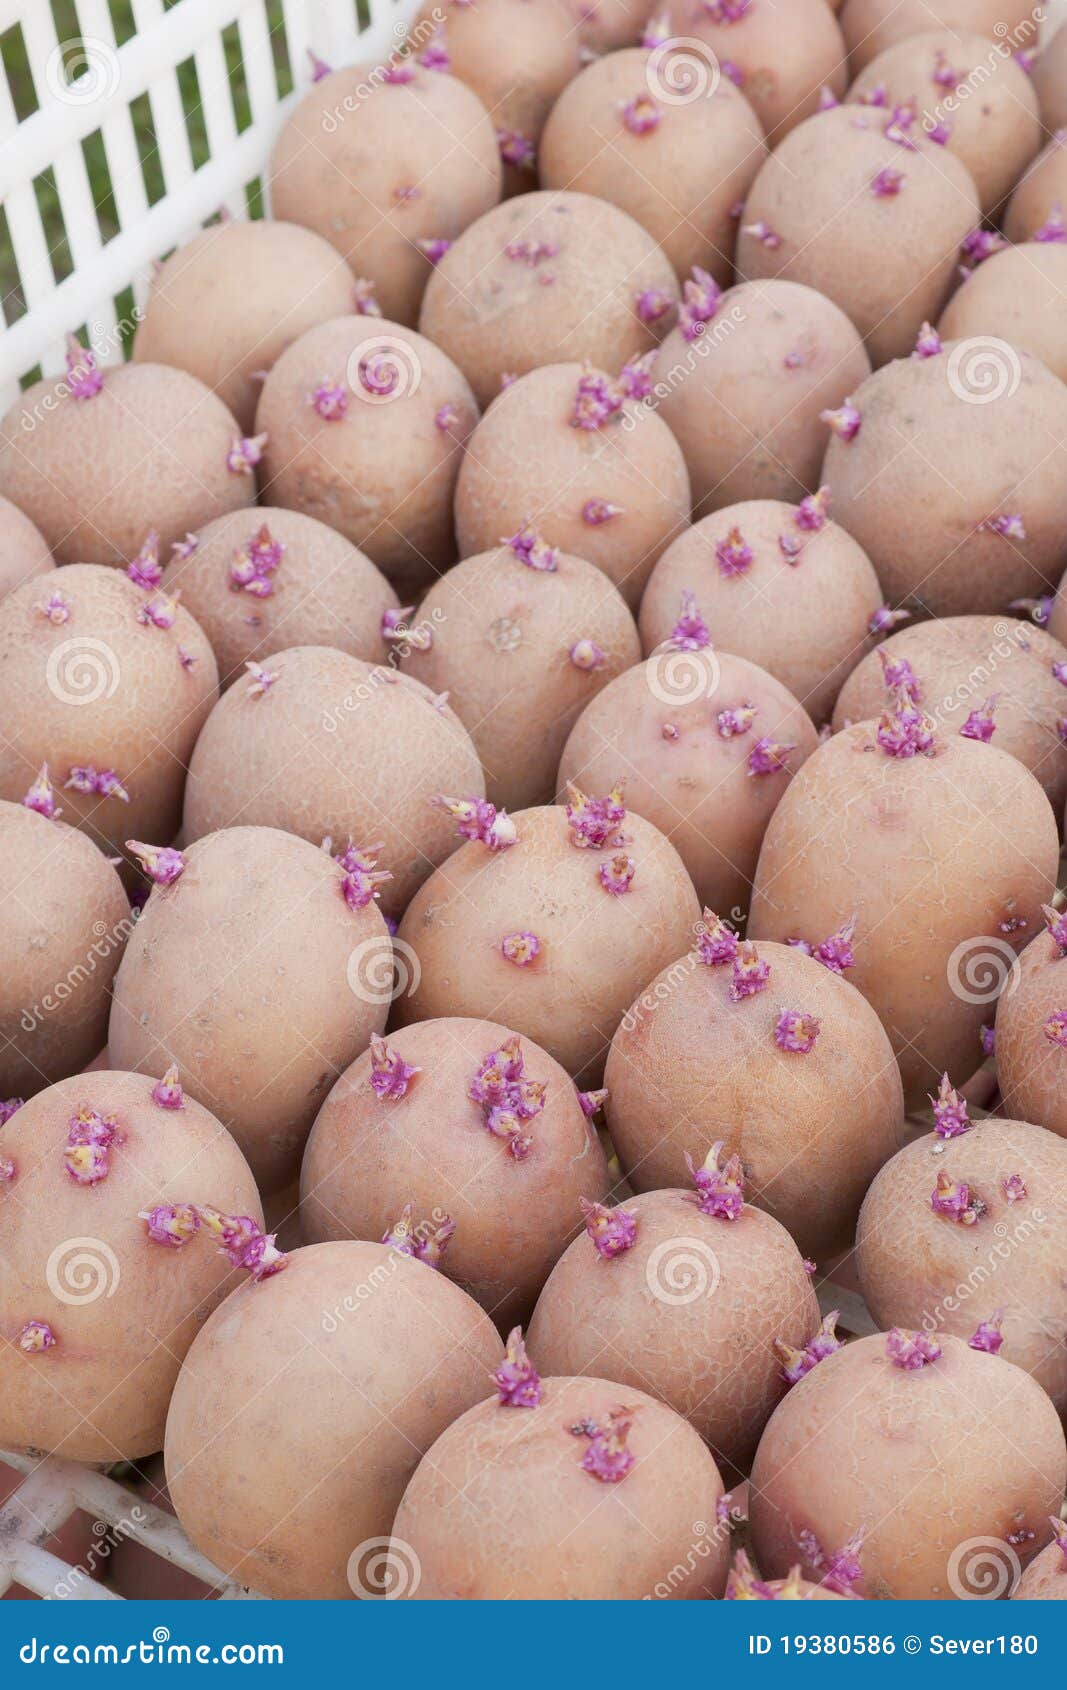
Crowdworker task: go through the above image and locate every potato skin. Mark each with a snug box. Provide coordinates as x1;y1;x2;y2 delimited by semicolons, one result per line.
0;1070;261;1461
652;280;871;514
301;1017;609;1325
0;803;130;1099
1032;23;1067;135
539;52;766;285
108;827;389;1193
162;507;398;687
604;941;905;1258
454;363;690;610
0;494;52;600
749;723;1059;1106
640;500;882;723
0;363;253;567
164;1240;503;1599
660;0;848;140
557;652;818;918
856;1120;1067;1414
255;316;477;593
392;1375;728;1599
0;564;218;862
182;646;484;918
395;805;701;1085
749;1333;1066;1599
1004;134;1067;245
402;545;640;810
940;245;1067;390
841;0;1038;73
527;1189;819;1473
268;63;501;324
736;109;979;367
823;348;1067;618
1013;1541;1067;1600
132;222;356;431
996;925;1067;1143
846;31;1041;215
419;191;679;407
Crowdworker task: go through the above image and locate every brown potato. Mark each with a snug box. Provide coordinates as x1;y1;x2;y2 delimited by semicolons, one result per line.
301;1017;610;1325
0;802;129;1100
856;1118;1067;1414
823;346;1067;617
640;499;882;722
108;827;389;1193
392;1375;729;1599
841;0;1040;73
164;1240;503;1599
162;507;398;687
749;1333;1066;1599
1032;22;1067;134
454;363;690;609
181;646;484;919
939;244;1067;388
567;0;656;51
996;920;1067;1142
557;651;818;917
527;1186;820;1472
0;362;254;567
1004;133;1067;244
659;0;848;141
749;720;1059;1106
255;315;477;595
395;804;701;1085
401;544;640;810
0;564;218;862
418;191;679;407
651;279;871;513
846;30;1041;215
1012;1539;1067;1599
539;51;766;285
132;222;357;431
604;940;905;1258
0;1070;262;1461
0;494;51;600
834;616;1067;811
268;61;501;325
736;108;979;366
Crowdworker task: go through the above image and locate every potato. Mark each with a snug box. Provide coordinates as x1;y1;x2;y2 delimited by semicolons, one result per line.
0;360;254;567
418;191;679;407
856;1118;1067;1415
0;802;129;1099
181;647;484;918
640;499;882;723
400;543;641;809
254;315;477;595
0;494;51;600
939;244;1067;388
846;31;1041;215
604;940;905;1258
268;61;501;324
1012;1535;1067;1600
395;804;701;1084
1032;22;1067;134
162;507;398;687
411;0;580;192
539;50;766;285
749;1332;1066;1599
108;827;389;1193
995;916;1067;1142
164;1240;503;1599
1004;133;1067;245
527;1179;819;1472
454;364;690;610
557;650;818;916
132;222;357;431
567;0;656;51
659;0;848;141
749;716;1059;1106
391;1374;728;1599
0;564;218;863
841;0;1039;73
301;1017;609;1324
823;346;1067;617
0;1069;261;1461
834;616;1067;812
651;279;871;514
736;108;979;366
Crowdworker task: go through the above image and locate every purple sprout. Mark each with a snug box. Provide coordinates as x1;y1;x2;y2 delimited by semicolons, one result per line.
742;220;782;249
959;695;998;743
622;94;660;135
821;399;861;441
64;334;103;399
564;782;627;850
931;1169;985;1225
1043;1009;1067;1048
876;688;935;758
775;1311;843;1385
309;378;348;420
37;589;72;625
579;1406;637;1484
878;648;921;700
1043;903;1067;954
352;278;382;316
151;1066;184;1110
666;589;712;651
226;433;267;474
333;840;392;912
497;129;536;171
871;166;905;197
885;1328;941;1369
747;737;794;777
1035;204;1067;244
495;1327;542;1406
913;322;943;359
127;529;162;590
716;703;757;739
505;524;559;571
814;916;857;975
795;486;830;532
65;766;130;802
634;287;673;325
774;1009;821;1054
715;525;754;578
582;498;623;526
697;909;739;966
930;1074;971;1139
731;943;770;1000
678;266;723;342
140;1202;200;1246
416;238;452;267
245;659;279;697
577;1086;609;1118
599;852;636;895
686;1143;745;1220
969;1312;1004;1354
501;931;541;967
580;1196;638;1259
869;603;911;636
369;1033;420;1100
570;638;607;672
23;765;60;821
433;795;517;852
1002;1173;1028;1202
418;27;450;70
18;1321;57;1354
126;841;185;886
